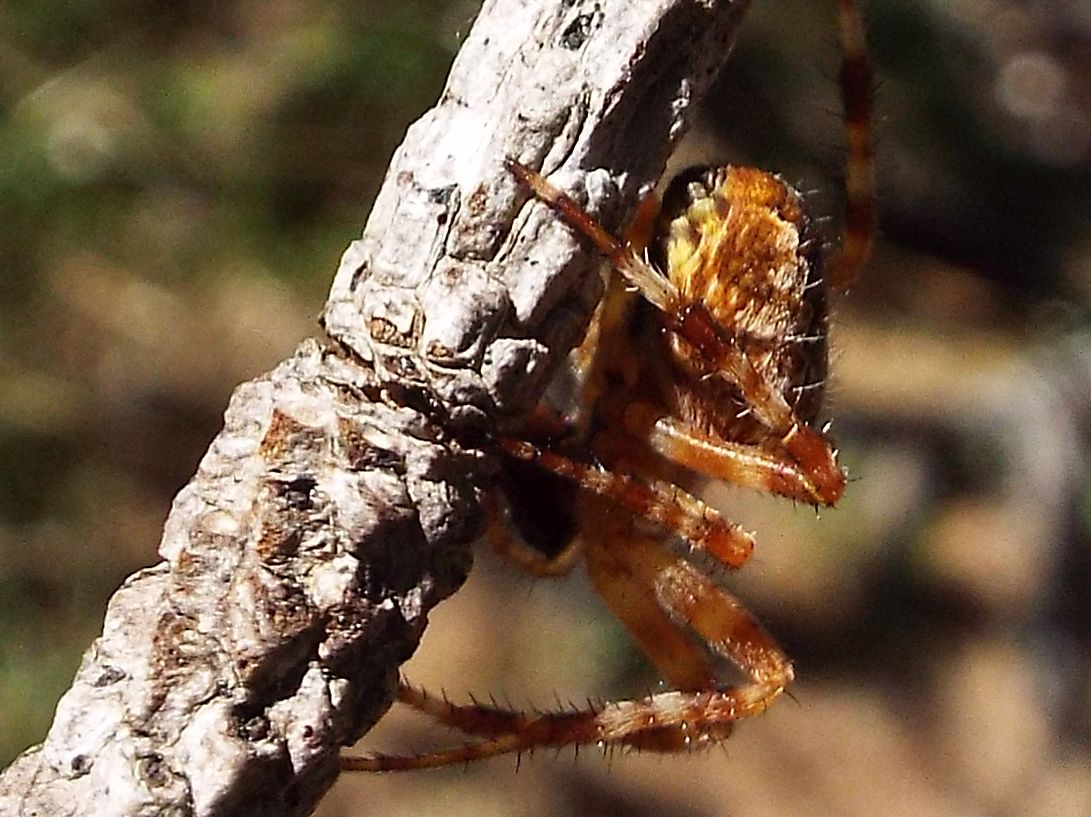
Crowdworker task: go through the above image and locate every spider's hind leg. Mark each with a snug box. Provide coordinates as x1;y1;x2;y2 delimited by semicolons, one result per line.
341;524;792;772
828;0;876;290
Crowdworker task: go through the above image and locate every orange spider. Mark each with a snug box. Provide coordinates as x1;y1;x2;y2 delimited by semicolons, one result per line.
344;0;875;771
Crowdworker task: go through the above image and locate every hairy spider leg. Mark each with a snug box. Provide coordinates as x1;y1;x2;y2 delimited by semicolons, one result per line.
342;393;780;772
582;528;723;692
621;403;835;505
570;273;639;436
578;504;794;703
343;526;792;771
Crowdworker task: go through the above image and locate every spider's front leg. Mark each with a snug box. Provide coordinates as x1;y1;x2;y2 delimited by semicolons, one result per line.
622;402;844;507
482;402;761;578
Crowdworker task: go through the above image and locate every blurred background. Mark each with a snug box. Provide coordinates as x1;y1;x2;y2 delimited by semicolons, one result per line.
2;0;1090;815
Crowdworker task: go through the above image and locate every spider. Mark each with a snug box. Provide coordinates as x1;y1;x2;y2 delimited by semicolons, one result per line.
343;0;875;771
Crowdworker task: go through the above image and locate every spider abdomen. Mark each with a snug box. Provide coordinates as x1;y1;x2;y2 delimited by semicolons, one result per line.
651;165;829;441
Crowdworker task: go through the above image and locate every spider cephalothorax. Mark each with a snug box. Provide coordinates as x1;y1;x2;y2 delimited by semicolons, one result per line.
344;0;875;772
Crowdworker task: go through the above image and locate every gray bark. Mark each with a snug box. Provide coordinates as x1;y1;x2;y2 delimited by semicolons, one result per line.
0;0;751;815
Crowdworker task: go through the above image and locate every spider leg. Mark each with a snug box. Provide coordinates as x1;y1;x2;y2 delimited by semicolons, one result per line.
340;684;605;772
342;525;791;771
497;436;755;569
623;403;842;506
624;187;661;254
586;530;794;753
583;523;721;691
572;274;640;434
660;311;847;503
569;181;659;418
507;159;679;314
828;0;876;290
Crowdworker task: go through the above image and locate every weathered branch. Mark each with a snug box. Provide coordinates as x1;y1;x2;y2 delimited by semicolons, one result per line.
0;1;751;815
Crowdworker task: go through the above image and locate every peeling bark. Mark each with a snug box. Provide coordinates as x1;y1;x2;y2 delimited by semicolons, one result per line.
0;1;751;814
